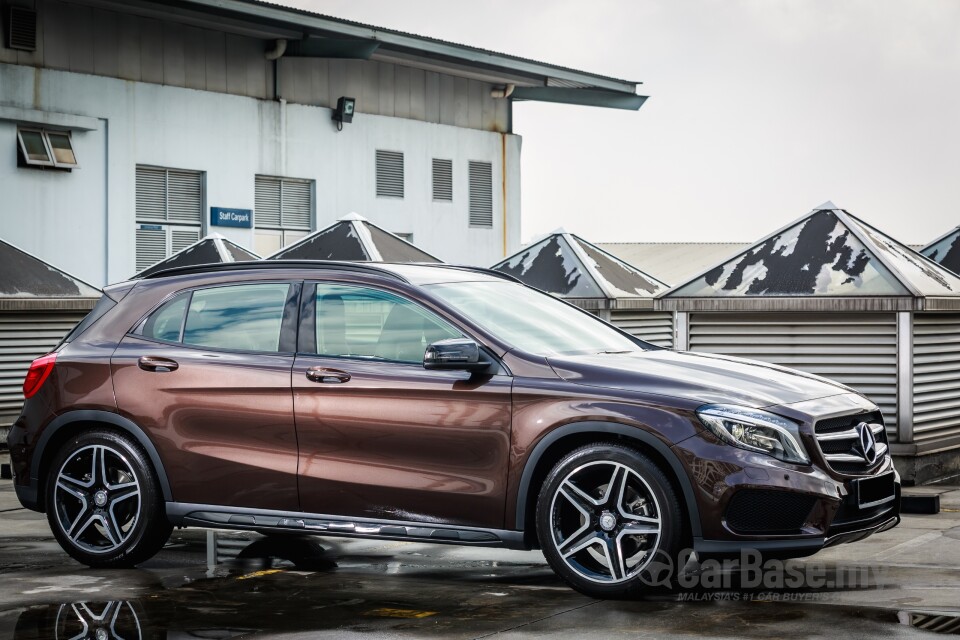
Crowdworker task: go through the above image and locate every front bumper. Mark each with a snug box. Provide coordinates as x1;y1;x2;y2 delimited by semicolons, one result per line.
675;421;900;559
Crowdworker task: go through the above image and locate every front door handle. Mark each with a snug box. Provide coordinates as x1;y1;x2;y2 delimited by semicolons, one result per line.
138;356;179;373
305;367;351;384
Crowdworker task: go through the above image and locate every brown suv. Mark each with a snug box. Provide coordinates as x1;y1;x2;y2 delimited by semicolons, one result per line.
8;261;899;598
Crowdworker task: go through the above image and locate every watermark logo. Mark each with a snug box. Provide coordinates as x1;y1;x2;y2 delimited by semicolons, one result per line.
638;548;888;600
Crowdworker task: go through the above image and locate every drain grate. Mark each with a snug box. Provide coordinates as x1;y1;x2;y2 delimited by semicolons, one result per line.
900;611;960;634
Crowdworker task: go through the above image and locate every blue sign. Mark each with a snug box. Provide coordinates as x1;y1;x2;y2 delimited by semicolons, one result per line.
211;207;252;228
139;224;163;230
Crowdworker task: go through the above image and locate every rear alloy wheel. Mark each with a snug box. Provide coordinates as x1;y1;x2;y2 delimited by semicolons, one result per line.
47;430;171;567
536;444;682;598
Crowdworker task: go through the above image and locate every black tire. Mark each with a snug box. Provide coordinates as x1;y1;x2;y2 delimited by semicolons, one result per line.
535;443;682;599
45;429;172;568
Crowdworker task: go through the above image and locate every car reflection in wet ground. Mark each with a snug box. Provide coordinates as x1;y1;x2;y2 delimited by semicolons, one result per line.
3;526;960;640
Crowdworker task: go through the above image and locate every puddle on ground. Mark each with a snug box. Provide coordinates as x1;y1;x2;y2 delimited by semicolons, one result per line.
3;536;958;638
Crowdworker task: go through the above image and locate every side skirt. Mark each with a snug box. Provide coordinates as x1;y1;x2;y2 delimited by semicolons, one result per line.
166;502;530;550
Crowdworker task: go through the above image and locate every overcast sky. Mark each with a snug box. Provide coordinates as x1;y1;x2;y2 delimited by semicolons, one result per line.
287;1;959;245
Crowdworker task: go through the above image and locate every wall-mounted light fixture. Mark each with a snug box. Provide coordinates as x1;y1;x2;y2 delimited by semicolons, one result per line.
333;96;356;131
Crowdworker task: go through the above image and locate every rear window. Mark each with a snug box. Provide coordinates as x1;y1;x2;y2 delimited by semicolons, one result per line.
57;295;117;348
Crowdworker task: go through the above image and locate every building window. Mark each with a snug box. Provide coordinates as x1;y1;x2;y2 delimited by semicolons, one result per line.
468;161;493;228
432;158;453;202
375;150;404;198
135;165;204;272
254;175;313;257
17;128;78;169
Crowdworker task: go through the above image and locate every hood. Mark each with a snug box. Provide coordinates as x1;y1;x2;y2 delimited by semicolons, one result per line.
547;349;852;409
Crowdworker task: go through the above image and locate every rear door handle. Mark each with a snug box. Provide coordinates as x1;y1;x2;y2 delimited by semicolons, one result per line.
305;367;351;384
138;356;179;373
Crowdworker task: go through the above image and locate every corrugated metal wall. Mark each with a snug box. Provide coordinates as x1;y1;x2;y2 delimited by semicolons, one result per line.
0;311;86;426
688;312;898;438
0;0;508;132
611;311;674;349
913;313;960;443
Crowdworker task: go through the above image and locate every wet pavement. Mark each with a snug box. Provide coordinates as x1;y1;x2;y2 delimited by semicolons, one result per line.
2;452;960;638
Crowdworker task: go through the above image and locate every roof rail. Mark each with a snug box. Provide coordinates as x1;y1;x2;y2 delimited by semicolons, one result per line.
139;260;410;282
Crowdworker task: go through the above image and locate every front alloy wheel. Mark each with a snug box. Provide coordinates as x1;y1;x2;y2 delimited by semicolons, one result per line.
536;444;682;598
47;430;171;567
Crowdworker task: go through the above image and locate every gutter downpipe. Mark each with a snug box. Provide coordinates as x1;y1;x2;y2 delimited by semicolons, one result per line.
266;39;288;100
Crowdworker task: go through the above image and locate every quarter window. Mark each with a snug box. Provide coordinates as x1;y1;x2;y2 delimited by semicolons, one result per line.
314;284;460;363
141;294;189;343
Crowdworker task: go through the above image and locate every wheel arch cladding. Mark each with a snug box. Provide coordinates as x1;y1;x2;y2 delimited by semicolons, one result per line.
32;410;173;510
515;421;702;544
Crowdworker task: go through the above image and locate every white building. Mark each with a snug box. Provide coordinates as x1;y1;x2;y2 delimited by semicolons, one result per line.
0;0;645;287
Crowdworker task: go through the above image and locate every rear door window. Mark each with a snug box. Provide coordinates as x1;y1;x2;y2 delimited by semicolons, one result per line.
139;283;292;352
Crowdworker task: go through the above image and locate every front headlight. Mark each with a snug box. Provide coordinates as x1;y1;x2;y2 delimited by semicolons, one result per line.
696;404;810;465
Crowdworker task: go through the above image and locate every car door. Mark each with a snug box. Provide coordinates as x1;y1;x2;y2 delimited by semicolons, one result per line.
111;281;301;511
292;281;513;529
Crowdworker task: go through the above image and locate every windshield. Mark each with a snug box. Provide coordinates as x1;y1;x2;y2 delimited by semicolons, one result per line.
425;281;646;356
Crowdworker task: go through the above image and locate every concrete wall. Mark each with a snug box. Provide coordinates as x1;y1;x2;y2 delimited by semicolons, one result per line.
0;62;522;286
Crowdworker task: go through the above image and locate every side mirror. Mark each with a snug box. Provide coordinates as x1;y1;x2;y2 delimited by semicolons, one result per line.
423;338;489;372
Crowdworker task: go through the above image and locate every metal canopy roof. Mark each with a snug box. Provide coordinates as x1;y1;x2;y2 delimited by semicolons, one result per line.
130;0;646;110
134;233;261;279
598;242;752;286
491;230;667;307
266;213;441;263
660;203;960;312
921;227;960;276
0;238;101;310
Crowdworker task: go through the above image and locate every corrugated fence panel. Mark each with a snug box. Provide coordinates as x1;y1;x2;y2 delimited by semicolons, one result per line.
611;311;674;349
689;313;898;436
0;312;87;425
913;313;960;442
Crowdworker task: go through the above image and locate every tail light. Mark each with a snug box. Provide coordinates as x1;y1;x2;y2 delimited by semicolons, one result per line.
23;352;57;399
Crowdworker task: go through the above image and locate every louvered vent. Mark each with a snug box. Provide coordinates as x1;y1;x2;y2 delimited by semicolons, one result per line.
135;227;166;272
255;176;282;228
135;166;202;224
376;150;404;198
281;179;311;229
255;175;311;229
468;161;493;228
7;6;37;52
135;167;167;221
171;227;200;253
166;170;202;223
432;158;453;202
